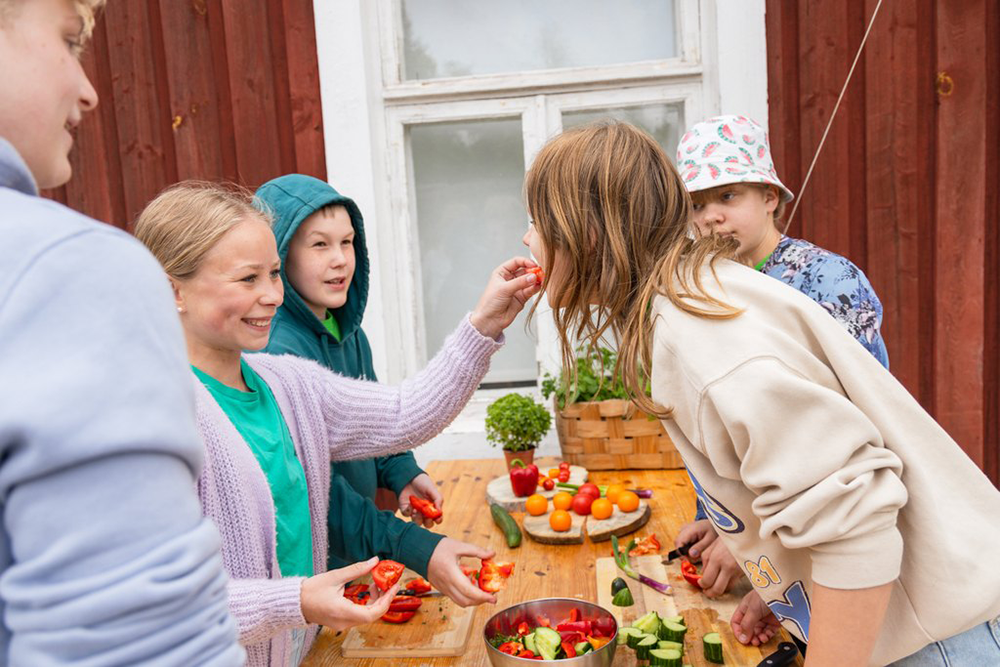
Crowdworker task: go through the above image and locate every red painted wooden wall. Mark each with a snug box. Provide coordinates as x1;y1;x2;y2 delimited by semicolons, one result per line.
44;0;325;230
766;0;1000;484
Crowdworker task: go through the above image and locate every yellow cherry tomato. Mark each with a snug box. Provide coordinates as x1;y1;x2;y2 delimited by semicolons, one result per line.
548;468;561;479
590;497;614;520
525;494;549;516
617;490;640;513
549;509;572;532
605;484;626;504
552;491;574;511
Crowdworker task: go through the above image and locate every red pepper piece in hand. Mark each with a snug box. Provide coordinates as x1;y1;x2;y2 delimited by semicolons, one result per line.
680;559;703;588
403;576;432;595
388;595;423;613
409;494;443;520
381;610;416;624
460;565;479;585
526;266;545;285
508;458;540;497
372;560;405;592
561;641;577;658
478;558;514;593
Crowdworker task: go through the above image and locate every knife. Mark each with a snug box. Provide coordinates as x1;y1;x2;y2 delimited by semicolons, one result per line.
398;589;445;598
755;642;799;667
663;543;690;563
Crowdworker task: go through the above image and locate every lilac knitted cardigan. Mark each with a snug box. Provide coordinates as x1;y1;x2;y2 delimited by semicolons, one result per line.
192;317;501;666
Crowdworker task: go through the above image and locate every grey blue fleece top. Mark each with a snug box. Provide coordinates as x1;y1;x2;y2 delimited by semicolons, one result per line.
0;138;243;665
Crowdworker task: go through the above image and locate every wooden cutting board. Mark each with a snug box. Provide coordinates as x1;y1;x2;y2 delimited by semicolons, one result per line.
339;569;476;658
596;556;802;667
485;465;588;512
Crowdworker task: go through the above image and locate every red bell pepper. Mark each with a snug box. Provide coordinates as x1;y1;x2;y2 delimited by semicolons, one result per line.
536;614;551;627
460;565;479;584
381;610;416;623
478;558;514;593
516;648;536;658
372;560;405;592
558;631;585;646
409;495;443;520
591;615;616;638
517;621;530;636
497;641;521;655
680;559;703;588
508;458;540;497
388;595;423;613
402;576;432;595
561;641;577;658
556;620;593;635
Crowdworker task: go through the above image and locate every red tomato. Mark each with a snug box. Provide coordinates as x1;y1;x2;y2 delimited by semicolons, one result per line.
542;478;555;491
557;469;571;483
571;493;594;515
372;560;405;592
577;483;601;499
558;461;571;471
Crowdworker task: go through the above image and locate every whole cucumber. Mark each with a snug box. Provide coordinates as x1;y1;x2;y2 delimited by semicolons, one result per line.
490;503;522;548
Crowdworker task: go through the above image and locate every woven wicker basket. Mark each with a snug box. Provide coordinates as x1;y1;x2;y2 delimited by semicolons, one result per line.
553;399;684;470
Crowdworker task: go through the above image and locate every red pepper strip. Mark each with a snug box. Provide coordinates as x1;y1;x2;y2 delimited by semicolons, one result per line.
508;458;540;497
536;614;550;627
409;495;443;520
558;631;584;646
388;595;423;613
569;608;580;622
495;561;514;578
381;610;416;624
497;641;521;655
517;621;530;636
402;576;432;595
680;560;703;588
561;641;577;658
516;649;536;658
344;584;368;598
556;620;593;635
479;558;513;593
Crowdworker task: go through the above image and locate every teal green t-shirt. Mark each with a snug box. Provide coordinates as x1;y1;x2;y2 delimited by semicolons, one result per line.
193;360;314;577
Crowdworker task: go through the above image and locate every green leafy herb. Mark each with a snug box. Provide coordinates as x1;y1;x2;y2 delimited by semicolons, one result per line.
485;393;552;452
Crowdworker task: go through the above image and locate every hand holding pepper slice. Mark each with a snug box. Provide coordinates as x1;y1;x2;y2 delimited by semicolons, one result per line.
526;266;545;284
409;494;443;520
478;558;515;593
680;559;703;588
508;458;540;497
372;559;406;592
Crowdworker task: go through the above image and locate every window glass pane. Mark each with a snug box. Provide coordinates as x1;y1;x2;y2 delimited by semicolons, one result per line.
562;103;685;163
409;118;535;383
400;0;677;81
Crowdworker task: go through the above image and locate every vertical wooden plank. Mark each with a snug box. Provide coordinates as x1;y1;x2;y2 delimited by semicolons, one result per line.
157;0;228;182
764;1;802;238
845;0;868;269
265;0;299;175
102;1;175;225
219;0;283;187
282;0;327;178
935;2;987;464
862;0;936;410
982;0;1000;486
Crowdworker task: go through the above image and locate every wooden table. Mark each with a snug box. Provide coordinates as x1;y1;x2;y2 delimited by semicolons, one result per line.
303;458;803;666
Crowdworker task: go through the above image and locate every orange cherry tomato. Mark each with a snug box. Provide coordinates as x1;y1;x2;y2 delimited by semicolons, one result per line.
525;494;548;516
549;509;572;532
617;490;640;513
548;468;561;479
590;497;614;520
605;484;626;504
552;491;574;511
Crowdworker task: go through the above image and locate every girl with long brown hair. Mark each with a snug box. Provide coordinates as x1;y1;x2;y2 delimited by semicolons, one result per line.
523;121;1000;667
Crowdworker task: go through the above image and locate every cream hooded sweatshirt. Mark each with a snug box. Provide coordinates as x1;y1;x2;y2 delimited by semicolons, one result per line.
650;259;1000;666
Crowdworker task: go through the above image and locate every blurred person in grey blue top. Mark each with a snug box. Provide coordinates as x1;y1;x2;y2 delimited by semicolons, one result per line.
0;1;242;664
671;115;890;603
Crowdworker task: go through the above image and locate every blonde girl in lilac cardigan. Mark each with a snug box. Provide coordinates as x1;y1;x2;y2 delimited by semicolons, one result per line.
134;182;540;666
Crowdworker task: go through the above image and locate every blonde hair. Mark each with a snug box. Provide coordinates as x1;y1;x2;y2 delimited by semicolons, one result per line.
134;181;272;280
0;0;106;41
524;121;742;417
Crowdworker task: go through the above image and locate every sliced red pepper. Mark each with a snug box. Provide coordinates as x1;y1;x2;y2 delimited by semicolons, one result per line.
591;615;616;638
372;560;405;592
536;614;551;627
680;559;703;588
478;558;514;593
344;584;368;598
517;621;530;636
388;595;423;613
516;648;536;658
497;641;521;655
569;608;580;622
460;565;479;585
402;576;432;595
409;495;443;520
629;533;662;556
381;610;416;624
561;641;577;658
558;631;584;646
556;620;593;635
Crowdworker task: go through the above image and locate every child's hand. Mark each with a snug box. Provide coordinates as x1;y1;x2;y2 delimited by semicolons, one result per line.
426;538;498;607
398;473;444;528
300;557;400;631
674;519;718;561
697;538;745;598
469;257;542;340
730;589;781;646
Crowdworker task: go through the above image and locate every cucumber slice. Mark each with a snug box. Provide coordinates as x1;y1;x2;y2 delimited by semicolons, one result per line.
663;615;685;625
612;586;634;607
523;632;537;655
632;610;662;636
649;647;683;667
660;620;687;643
611;576;630;595
635;633;659;661
657;639;684;655
534;626;561;661
574;641;592;655
625;628;648;649
618;627;643;647
703;631;724;664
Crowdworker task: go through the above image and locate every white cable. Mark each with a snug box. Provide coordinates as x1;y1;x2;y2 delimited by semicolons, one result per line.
784;0;885;233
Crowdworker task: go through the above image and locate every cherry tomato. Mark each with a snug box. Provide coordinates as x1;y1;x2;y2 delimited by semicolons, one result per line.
590;497;614;520
605;484;626;504
548;468;561;479
616;490;640;513
577;483;601;499
557;470;571;483
542;478;555;491
549;509;572;532
525;493;548;516
559;461;570;471
552;491;573;511
571;493;593;515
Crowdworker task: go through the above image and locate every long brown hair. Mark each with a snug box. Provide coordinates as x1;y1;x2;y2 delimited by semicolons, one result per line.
525;121;742;417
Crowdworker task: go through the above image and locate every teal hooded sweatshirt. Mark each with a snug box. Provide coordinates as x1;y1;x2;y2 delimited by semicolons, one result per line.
256;175;442;573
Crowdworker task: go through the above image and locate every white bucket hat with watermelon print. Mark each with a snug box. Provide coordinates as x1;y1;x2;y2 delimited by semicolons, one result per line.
675;115;794;201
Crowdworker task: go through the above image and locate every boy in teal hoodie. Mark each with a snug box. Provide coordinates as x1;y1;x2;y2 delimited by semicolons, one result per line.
257;175;444;571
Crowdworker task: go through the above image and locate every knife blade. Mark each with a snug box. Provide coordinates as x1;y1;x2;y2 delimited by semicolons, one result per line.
755;641;799;667
398;589;445;598
663;543;690;563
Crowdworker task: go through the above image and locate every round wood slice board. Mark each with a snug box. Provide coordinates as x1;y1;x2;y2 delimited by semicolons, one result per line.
585;500;651;542
522;507;586;544
484;465;588;512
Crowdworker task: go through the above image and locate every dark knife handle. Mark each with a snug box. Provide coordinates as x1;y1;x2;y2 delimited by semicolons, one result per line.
664;543;691;562
756;642;799;667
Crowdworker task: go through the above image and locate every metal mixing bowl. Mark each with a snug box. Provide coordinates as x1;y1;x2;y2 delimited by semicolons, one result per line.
483;598;617;666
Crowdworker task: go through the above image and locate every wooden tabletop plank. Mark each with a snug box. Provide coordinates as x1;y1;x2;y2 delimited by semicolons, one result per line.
303;458;803;666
